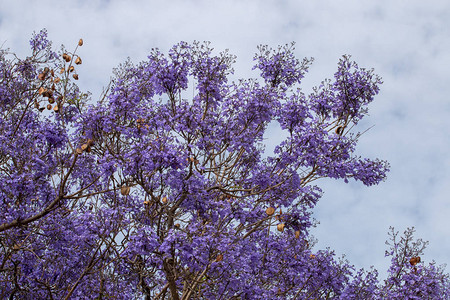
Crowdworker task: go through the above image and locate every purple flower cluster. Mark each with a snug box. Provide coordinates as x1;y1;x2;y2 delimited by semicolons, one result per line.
0;31;448;299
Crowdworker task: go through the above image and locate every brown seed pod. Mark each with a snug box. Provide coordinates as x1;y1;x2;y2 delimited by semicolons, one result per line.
73;74;79;80
120;186;130;196
42;90;53;98
48;97;55;104
143;200;150;205
50;69;55;77
335;126;344;135
75;148;83;155
310;254;315;259
47;104;52;110
85;146;91;153
295;230;300;239
38;87;45;95
87;139;94;146
78;39;83;46
75;57;82;65
63;53;71;62
216;254;223;262
53;105;59;112
277;223;285;232
266;207;275;216
60;68;65;74
162;196;168;204
54;77;60;83
38;73;46;80
81;144;89;151
410;256;421;266
69;66;75;73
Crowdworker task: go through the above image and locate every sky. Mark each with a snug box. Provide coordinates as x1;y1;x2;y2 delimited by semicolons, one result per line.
1;0;449;279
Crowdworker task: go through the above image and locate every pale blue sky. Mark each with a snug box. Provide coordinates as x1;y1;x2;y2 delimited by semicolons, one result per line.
1;0;449;277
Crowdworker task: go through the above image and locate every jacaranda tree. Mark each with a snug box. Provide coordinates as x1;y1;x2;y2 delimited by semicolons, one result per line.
1;29;449;299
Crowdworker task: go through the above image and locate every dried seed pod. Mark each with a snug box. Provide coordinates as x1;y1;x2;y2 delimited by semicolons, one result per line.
38;107;45;112
50;69;55;77
162;196;168;204
174;223;180;228
38;73;46;80
295;230;300;239
85;146;91;153
143;200;150;205
54;77;60;83
120;186;130;196
38;87;45;95
78;38;83;46
48;97;55;104
266;207;275;216
216;254;223;262
81;144;89;151
73;74;79;80
69;66;75;72
410;256;421;266
310;254;315;259
75;57;82;65
335;126;344;135
76;148;83;154
60;68;65;74
42;90;53;98
87;138;94;146
277;223;285;232
63;53;71;62
47;104;52;110
53;105;59;112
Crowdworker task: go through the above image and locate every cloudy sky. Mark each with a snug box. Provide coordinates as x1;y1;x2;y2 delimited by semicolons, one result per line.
1;0;449;278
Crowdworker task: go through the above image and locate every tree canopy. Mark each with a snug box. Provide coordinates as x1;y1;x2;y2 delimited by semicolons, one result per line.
0;29;448;299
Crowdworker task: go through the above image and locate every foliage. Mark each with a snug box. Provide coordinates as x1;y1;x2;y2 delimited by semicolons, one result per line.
0;29;448;299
